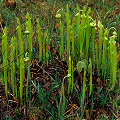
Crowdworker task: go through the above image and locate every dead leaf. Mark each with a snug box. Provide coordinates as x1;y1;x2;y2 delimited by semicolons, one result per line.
55;23;60;29
65;104;78;115
97;77;103;87
0;14;5;32
85;109;90;120
29;114;36;120
100;108;109;118
2;0;16;9
70;103;79;109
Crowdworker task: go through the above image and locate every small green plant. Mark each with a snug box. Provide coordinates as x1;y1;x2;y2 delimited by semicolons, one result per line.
37;19;43;61
89;58;92;96
68;55;74;95
25;12;33;61
2;27;8;98
16;18;25;103
109;31;117;90
66;4;71;59
10;37;16;97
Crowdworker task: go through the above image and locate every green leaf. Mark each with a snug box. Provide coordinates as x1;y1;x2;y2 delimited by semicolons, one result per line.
24;30;30;34
55;14;61;19
98;20;103;29
24;57;29;62
90;20;96;27
87;8;91;15
76;59;86;73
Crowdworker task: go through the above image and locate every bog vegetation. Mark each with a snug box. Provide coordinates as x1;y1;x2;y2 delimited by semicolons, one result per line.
0;0;120;120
